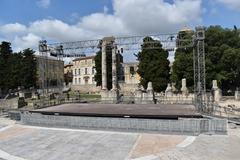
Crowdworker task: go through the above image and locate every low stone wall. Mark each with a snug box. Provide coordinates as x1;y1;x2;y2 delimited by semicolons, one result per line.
0;98;19;110
211;104;240;119
21;112;227;135
156;96;194;104
118;83;138;94
71;84;101;93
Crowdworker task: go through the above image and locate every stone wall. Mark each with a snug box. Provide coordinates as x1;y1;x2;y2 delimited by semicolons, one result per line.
21;112;227;135
156;94;194;104
0;98;20;110
71;84;101;93
118;82;138;95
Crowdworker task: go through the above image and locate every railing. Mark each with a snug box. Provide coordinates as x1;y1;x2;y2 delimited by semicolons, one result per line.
28;94;101;109
201;96;240;123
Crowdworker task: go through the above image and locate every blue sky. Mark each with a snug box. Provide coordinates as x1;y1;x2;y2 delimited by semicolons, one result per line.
0;0;240;52
0;0;112;25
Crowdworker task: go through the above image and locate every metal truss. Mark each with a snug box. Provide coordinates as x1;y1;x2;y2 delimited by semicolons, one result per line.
39;28;206;112
193;27;206;112
46;32;193;57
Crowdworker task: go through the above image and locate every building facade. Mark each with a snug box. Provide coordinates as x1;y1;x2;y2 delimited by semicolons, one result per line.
123;62;141;84
69;55;141;93
71;56;100;93
119;62;141;94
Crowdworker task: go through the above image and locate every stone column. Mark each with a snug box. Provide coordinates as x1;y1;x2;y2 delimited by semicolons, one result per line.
165;83;173;97
212;80;221;102
235;88;239;100
101;40;107;90
19;91;25;98
134;85;143;104
112;43;117;90
171;83;177;93
145;82;155;104
181;78;188;95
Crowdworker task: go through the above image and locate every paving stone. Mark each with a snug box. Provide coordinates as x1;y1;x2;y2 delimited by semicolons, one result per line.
0;119;240;160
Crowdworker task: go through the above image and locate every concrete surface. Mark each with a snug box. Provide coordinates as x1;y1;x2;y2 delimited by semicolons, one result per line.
0;118;240;160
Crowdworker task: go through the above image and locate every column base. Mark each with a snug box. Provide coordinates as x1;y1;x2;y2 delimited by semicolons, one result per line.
100;90;119;104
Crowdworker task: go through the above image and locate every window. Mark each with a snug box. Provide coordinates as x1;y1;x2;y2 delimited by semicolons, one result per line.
92;68;95;74
75;78;77;84
85;68;88;75
75;69;77;75
78;78;81;84
78;69;81;75
130;66;135;75
84;77;89;84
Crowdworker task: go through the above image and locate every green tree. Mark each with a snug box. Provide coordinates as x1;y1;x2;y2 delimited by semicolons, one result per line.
220;48;240;90
94;50;102;87
8;52;22;89
172;26;240;94
171;30;194;91
21;49;37;88
204;26;240;93
0;41;13;94
136;37;170;92
0;42;37;95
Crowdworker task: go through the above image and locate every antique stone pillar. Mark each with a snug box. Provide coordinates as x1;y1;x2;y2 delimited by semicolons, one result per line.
112;43;117;90
19;91;25;98
145;82;155;104
235;88;239;100
165;83;173;97
134;85;143;104
101;40;107;90
181;78;188;95
212;80;221;102
171;83;177;93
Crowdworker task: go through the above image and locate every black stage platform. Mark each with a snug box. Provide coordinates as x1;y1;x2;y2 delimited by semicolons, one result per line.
30;103;202;119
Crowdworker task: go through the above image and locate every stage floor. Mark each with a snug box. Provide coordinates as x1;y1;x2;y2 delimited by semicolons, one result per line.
30;103;202;119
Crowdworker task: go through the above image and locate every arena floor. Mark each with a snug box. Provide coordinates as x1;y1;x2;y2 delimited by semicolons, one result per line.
31;103;202;119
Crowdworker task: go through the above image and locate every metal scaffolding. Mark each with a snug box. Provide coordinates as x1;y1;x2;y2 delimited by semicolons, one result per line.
39;27;206;111
193;27;206;111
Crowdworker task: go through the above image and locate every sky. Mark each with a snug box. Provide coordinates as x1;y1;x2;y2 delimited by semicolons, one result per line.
0;0;240;54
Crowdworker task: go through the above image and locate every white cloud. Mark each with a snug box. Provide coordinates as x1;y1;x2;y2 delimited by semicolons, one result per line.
37;0;51;9
0;0;203;51
29;19;88;41
217;0;240;11
13;33;41;52
114;0;202;34
79;13;128;37
0;23;27;35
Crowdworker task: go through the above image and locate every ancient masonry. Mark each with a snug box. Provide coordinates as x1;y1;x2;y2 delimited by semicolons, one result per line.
101;37;119;103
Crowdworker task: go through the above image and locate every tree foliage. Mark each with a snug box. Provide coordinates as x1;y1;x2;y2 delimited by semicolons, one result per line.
0;42;37;95
171;30;194;91
171;26;240;93
21;49;37;88
136;37;170;92
0;42;13;93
